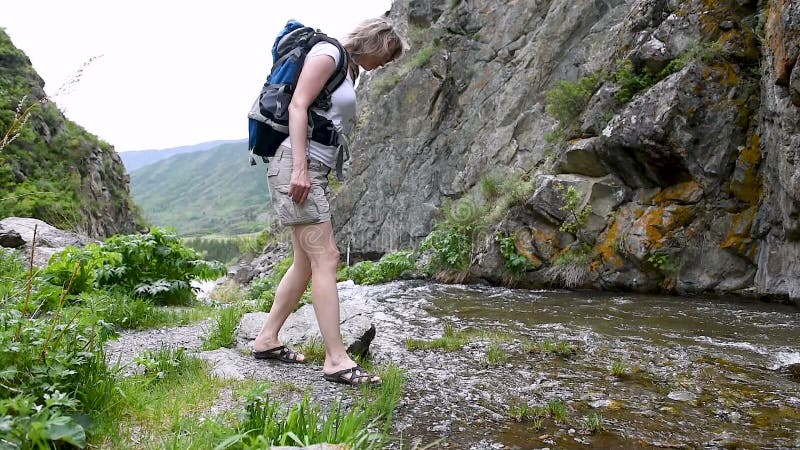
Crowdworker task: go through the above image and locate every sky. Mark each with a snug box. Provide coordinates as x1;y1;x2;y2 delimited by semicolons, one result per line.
2;0;393;152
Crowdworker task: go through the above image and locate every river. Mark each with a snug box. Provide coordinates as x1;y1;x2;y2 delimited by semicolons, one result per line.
351;281;800;449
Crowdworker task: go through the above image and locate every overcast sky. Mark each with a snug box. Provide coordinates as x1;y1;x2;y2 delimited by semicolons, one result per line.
2;0;393;152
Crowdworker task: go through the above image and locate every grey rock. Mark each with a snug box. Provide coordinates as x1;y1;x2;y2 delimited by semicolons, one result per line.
196;348;248;380
632;37;671;73
677;248;755;294
667;390;696;402
600;62;749;189
580;84;622;137
754;235;800;302
0;217;93;267
553;137;609;177
236;288;374;354
790;59;800;107
0;226;25;248
719;21;736;31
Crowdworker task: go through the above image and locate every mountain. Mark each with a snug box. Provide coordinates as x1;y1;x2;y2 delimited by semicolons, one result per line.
120;139;246;172
330;0;800;300
129;141;272;236
0;29;143;237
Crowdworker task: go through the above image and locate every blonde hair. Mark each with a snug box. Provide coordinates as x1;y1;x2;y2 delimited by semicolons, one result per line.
342;17;406;62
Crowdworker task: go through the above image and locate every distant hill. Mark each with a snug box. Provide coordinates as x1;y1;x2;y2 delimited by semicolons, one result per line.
130;142;272;236
120;139;246;172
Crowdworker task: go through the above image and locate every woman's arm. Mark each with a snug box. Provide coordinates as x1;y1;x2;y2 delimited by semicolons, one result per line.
287;54;337;204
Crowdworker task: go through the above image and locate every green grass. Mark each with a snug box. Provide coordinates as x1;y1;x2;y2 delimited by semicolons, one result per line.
610;360;629;377
202;306;244;350
297;337;326;365
586;411;605;433
74;290;215;330
483;342;509;367
524;339;578;358
405;323;472;351
547;398;568;424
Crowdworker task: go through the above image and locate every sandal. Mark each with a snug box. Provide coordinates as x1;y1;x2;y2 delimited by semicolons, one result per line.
323;365;382;386
253;345;305;363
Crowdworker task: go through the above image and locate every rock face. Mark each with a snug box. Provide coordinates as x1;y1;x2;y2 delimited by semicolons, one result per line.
0;29;142;239
754;0;800;300
324;0;800;302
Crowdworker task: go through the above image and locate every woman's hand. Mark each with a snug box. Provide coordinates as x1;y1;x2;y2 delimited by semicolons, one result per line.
288;166;312;204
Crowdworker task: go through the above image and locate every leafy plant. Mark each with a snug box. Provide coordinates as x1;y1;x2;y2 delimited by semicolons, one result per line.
0;308;115;449
338;250;416;285
545;74;600;128
45;227;225;305
647;250;677;274
525;339;578;358
610;359;629;377
558;185;592;239
495;232;532;274
547;399;568;424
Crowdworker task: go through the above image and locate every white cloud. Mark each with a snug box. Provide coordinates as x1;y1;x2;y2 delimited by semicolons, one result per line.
2;0;392;151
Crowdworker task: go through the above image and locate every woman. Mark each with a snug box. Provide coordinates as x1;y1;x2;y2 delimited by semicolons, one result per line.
252;17;405;386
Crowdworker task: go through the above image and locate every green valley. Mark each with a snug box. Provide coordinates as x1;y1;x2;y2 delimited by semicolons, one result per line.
130;142;272;236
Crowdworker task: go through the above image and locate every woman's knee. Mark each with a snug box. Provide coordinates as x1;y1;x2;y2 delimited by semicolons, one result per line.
309;247;340;271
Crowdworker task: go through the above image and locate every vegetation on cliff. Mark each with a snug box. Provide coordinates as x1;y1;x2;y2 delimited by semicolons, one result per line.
0;29;142;237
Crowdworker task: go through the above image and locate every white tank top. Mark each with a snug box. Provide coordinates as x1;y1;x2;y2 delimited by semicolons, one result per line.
280;42;357;169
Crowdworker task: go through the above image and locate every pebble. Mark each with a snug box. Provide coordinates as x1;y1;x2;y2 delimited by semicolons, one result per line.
668;391;696;402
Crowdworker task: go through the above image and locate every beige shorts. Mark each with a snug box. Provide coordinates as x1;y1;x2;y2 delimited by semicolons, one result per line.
267;145;332;226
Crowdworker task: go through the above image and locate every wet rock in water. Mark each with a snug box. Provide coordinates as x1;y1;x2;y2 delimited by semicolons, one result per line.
667;391;696;402
787;363;800;381
589;399;612;408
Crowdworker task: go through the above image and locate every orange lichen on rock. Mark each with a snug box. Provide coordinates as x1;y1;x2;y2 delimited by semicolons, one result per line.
513;227;550;269
766;0;800;85
721;206;759;261
653;181;704;205
593;217;624;267
729;131;762;204
638;205;696;249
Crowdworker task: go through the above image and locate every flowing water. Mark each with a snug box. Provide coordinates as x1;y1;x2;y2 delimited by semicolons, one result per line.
348;281;800;449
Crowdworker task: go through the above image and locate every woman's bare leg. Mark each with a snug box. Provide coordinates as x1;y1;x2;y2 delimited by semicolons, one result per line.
295;221;380;382
253;230;312;360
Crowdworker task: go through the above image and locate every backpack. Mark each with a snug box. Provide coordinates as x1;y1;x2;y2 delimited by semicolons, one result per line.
247;20;349;165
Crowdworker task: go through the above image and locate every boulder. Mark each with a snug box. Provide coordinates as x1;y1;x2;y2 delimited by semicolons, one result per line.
632;37;671;73
527;174;630;239
553;137;609;177
0;217;93;267
600;61;751;189
0;226;25;248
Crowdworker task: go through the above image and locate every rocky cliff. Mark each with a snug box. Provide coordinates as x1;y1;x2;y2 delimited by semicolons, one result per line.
331;0;800;302
0;29;142;238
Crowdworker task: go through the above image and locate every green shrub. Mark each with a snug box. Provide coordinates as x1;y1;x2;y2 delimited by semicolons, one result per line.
558;185;592;239
545;74;600;128
338;250;416;285
0;309;115;449
45;227;225;305
495;232;532;274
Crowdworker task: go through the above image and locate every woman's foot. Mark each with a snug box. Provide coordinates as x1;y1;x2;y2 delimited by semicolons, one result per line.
253;337;305;363
323;361;381;385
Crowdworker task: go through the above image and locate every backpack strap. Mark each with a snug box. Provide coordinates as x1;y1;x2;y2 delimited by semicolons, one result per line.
309;35;349;111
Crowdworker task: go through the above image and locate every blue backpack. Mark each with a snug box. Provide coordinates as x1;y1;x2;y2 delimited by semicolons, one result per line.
247;21;349;164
